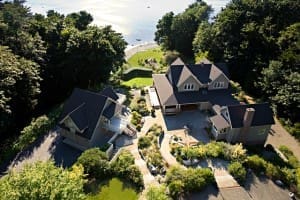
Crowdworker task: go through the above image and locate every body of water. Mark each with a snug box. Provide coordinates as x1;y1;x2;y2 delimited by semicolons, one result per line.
25;0;230;45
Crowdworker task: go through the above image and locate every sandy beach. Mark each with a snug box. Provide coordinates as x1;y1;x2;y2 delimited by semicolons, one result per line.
125;42;158;60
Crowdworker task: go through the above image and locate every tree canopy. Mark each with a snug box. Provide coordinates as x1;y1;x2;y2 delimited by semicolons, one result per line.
0;161;86;200
155;1;212;57
0;1;127;142
192;0;300;123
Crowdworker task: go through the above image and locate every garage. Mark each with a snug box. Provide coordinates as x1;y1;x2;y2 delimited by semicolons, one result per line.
181;104;198;111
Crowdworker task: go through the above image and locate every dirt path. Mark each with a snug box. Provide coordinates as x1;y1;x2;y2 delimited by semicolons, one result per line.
266;118;300;161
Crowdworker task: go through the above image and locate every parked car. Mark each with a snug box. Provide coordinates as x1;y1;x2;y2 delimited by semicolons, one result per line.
275;180;284;187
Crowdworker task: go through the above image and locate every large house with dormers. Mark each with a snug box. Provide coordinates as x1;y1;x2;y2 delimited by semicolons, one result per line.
152;58;274;145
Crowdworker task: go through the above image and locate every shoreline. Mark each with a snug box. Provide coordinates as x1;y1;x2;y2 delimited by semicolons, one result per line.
125;42;158;60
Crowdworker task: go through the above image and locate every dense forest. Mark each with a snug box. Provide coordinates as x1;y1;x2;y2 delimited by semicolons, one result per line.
155;0;300;135
0;0;127;142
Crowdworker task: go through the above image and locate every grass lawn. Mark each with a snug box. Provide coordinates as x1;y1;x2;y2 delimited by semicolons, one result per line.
127;47;164;67
121;77;153;88
86;178;138;200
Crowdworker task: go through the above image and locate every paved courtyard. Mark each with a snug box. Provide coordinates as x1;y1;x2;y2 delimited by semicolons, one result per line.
163;110;211;144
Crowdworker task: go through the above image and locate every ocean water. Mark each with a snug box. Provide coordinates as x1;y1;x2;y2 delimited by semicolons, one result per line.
25;0;230;45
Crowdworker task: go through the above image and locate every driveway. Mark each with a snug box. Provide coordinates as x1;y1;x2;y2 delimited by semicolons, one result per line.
3;129;82;173
267;118;300;161
244;173;292;200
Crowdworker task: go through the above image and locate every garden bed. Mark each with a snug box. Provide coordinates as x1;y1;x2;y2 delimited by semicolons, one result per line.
138;124;167;176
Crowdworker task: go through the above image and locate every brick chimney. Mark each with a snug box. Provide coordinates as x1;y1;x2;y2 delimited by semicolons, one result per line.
240;107;255;142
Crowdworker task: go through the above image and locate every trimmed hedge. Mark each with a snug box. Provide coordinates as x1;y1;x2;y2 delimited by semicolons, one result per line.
122;67;152;81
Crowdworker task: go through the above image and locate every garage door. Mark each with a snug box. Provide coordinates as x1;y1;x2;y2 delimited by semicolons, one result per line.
181;104;198;111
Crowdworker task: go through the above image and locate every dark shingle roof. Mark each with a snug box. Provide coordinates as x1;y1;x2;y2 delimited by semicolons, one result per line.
153;74;239;106
68;103;88;131
101;86;119;101
168;62;229;86
227;103;275;128
60;88;108;140
103;102;122;119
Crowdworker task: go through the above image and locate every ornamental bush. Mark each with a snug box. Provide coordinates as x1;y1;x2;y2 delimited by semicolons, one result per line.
138;136;151;149
228;162;247;183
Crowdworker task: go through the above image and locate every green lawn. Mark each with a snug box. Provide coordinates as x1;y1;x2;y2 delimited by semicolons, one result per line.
86;178;138;200
127;47;164;67
121;77;153;88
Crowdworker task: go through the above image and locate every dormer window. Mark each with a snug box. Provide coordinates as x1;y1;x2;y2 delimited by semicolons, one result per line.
213;82;224;88
184;83;194;91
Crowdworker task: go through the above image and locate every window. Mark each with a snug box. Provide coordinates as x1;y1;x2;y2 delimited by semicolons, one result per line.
213;82;225;88
184;83;194;91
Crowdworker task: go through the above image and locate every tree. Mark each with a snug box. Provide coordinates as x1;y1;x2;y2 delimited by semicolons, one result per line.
66;11;93;31
155;12;174;50
76;148;110;179
0;46;41;138
0;161;86;200
155;1;212;56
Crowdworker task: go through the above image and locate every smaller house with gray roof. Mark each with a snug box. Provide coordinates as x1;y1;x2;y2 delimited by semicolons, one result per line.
58;87;136;156
210;103;274;145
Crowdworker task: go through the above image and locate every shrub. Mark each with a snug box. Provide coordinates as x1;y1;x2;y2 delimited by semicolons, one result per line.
168;180;184;199
131;111;142;126
228;162;247;183
138;136;151;149
122;67;152;81
265;163;282;180
279;145;299;168
166;166;214;195
245;155;267;173
205;142;224;158
76;148;110;179
146;185;170;200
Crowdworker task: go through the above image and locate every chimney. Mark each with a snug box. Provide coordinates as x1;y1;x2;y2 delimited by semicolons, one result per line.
243;107;255;127
239;107;255;143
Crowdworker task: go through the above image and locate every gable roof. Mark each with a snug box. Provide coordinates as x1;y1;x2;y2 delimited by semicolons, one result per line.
227;103;275;128
171;57;185;66
100;86;119;101
153;74;239;106
167;58;229;86
59;88;108;140
177;65;202;86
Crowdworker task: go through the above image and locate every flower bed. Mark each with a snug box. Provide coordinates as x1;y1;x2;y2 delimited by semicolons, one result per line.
138;124;167;175
170;141;247;164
